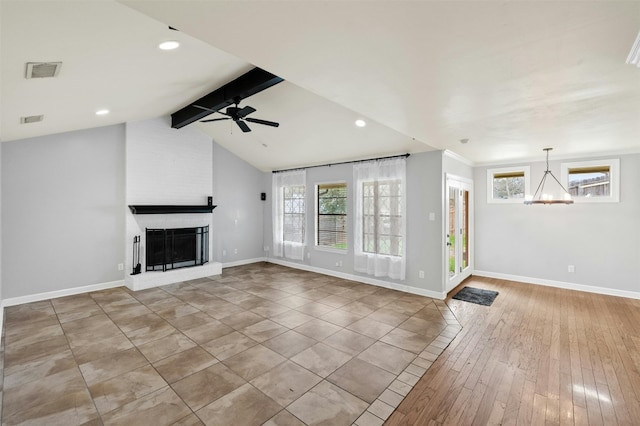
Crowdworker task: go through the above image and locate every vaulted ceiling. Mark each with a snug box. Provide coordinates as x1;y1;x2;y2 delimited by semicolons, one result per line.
2;1;639;171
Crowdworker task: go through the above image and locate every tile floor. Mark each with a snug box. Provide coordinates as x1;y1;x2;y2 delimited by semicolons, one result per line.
0;263;461;425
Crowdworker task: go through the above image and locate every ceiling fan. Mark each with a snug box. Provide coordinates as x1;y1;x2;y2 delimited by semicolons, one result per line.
194;98;279;133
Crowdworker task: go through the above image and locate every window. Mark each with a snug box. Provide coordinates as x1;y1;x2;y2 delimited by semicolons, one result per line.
354;158;406;280
272;170;306;260
362;180;402;256
283;185;306;244
316;183;347;250
561;159;620;203
487;166;530;203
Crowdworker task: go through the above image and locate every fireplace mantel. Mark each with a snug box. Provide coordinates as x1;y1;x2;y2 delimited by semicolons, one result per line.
128;205;217;214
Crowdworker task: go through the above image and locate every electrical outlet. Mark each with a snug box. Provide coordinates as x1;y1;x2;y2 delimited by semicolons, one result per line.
419;270;425;279
264;246;269;252
428;213;435;221
118;263;124;271
234;248;238;254
223;249;227;257
568;265;575;273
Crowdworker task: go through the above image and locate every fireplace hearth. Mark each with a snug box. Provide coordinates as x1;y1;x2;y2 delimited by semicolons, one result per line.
146;226;209;272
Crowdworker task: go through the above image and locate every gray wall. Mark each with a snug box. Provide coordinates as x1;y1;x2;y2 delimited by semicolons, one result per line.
212;142;268;265
264;150;446;295
2;125;126;299
474;153;640;293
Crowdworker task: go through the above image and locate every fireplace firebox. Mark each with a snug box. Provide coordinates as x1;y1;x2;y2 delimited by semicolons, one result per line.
146;226;209;272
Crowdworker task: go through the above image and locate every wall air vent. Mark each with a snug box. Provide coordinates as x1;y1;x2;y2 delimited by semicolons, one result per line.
20;115;44;124
25;62;62;79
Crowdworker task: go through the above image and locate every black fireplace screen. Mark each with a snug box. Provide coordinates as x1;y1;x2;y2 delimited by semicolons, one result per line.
146;226;209;272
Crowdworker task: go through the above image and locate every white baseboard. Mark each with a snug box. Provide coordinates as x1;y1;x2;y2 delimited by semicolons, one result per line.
2;280;124;309
473;270;640;300
222;257;268;269
267;258;446;300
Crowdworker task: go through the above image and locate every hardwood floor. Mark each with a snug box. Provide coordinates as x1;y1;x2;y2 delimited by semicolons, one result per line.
386;276;640;425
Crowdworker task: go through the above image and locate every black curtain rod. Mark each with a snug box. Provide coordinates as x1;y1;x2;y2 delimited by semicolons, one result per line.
272;153;410;174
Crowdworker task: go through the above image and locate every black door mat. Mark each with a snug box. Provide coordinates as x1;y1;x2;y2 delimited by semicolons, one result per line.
452;286;499;306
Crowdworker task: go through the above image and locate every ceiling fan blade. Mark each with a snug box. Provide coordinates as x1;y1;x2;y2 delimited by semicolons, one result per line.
237;120;251;132
200;117;231;123
237;106;256;118
245;117;279;127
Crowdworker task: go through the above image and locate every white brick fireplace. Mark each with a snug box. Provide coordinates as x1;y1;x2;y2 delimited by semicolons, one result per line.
124;117;221;291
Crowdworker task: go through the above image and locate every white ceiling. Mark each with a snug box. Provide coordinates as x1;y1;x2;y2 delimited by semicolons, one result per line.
3;1;639;171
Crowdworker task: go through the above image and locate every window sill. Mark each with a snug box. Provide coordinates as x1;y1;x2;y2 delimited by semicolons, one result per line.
314;246;348;254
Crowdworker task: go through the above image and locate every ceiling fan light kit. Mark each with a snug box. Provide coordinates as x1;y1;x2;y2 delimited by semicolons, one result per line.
524;148;573;205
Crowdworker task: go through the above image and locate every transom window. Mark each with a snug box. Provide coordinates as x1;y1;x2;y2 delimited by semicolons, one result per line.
362;180;403;256
317;183;347;250
561;159;620;203
283;185;305;243
487;166;530;204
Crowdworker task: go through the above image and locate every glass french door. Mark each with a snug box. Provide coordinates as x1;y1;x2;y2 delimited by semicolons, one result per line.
446;175;473;292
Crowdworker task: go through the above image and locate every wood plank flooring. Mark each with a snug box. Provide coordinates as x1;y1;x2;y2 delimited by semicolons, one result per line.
386;276;640;425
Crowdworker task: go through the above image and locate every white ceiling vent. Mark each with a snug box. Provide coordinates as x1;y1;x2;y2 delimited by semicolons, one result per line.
25;62;62;79
20;115;44;124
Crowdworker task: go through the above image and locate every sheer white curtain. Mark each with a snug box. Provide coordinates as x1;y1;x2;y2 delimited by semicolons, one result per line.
354;158;406;280
272;169;306;260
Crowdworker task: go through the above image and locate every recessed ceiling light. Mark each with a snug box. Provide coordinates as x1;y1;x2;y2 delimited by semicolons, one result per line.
159;40;180;50
96;109;110;116
355;119;366;127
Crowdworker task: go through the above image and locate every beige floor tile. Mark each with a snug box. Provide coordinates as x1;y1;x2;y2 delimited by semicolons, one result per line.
366;307;409;327
123;317;177;346
291;342;352;378
380;327;432;354
219;310;265;329
357;341;415;375
153;346;218;384
3;367;98;425
156;303;200;321
271;310;315;329
79;347;149;386
3;349;77;389
297;289;332;301
263;410;306;426
263;330;317;358
239;319;288;343
278;295;312;308
294;318;342;341
398;316;446;337
323;328;375;356
70;333;135;365
295;301;335;317
317;294;352;308
320;309;363;327
250;360;322;406
4;335;70;370
100;386;190;426
201;331;258;360
200;300;245;319
287;380;369;426
4;321;64;349
250;301;292;318
172;413;205;425
347;317;395;340
136;331;196;363
172;363;246;411
223;344;286;381
181;320;234;345
327;358;396;403
196;383;281;426
89;364;167;415
341;301;377;316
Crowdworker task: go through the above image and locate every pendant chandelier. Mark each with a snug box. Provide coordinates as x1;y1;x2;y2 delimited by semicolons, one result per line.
524;148;573;205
